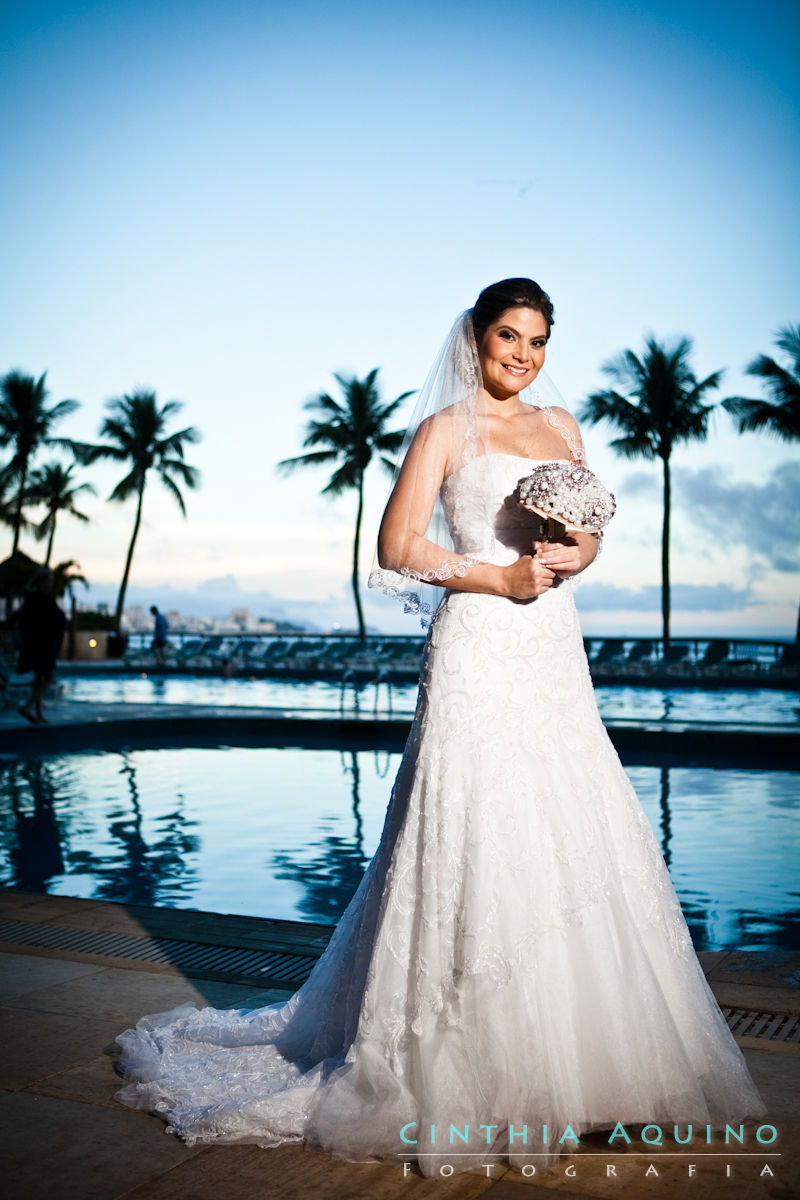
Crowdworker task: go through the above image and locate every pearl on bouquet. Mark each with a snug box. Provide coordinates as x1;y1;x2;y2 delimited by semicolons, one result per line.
516;462;616;534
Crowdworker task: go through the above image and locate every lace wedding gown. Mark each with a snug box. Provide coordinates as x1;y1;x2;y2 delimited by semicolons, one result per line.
114;453;766;1177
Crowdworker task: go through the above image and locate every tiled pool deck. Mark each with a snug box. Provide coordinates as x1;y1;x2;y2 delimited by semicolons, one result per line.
2;696;799;1198
1;888;798;1200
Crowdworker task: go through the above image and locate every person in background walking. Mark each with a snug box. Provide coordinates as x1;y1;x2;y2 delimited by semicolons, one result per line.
150;605;168;667
17;568;67;724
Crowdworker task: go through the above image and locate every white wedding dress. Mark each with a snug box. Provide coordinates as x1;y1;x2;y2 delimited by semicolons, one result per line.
114;453;766;1177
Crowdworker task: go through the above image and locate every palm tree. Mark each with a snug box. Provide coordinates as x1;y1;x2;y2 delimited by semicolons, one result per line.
0;371;79;553
25;461;96;565
722;324;800;441
51;558;88;603
0;464;25;533
51;558;89;661
578;336;722;647
723;325;800;642
73;390;200;628
277;369;412;640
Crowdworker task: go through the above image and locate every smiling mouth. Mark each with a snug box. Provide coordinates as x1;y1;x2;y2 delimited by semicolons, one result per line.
502;364;529;376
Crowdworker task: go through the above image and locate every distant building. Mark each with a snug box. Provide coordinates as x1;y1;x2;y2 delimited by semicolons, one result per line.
230;607;251;630
126;605;147;630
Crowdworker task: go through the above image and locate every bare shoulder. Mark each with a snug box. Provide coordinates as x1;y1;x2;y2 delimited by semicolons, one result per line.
414;408;459;450
401;411;452;472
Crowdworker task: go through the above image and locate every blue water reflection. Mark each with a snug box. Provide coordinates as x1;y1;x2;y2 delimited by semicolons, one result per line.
0;748;797;951
58;674;800;725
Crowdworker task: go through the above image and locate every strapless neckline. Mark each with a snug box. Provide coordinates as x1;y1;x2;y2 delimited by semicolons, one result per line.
443;452;570;486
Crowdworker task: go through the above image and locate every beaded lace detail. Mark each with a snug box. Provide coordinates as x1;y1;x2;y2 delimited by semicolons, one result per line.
542;404;586;462
369;555;480;619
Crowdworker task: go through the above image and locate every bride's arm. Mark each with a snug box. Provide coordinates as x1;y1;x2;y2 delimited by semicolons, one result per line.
377;417;556;600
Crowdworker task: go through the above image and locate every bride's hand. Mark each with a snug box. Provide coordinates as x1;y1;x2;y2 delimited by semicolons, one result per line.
537;538;583;579
501;548;556;598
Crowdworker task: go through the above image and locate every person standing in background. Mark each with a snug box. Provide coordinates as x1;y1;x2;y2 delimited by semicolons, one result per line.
17;568;66;724
150;605;168;667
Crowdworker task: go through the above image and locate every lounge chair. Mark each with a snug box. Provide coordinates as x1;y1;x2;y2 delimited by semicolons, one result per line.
593;639;627;666
627;640;654;664
661;643;691;672
175;638;214;668
701;640;729;670
204;637;246;667
245;639;295;666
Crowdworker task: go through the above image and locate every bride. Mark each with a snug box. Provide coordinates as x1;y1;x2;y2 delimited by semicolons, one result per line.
113;278;766;1178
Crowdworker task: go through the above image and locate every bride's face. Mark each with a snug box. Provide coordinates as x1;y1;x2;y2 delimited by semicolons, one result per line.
477;306;548;400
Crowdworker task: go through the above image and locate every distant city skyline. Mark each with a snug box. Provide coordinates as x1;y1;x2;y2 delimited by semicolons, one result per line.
1;0;798;637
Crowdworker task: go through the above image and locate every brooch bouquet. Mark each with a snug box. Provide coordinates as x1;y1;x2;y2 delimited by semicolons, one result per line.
516;462;616;541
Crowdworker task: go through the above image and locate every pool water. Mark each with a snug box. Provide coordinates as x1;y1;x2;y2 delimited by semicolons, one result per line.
1;747;796;951
58;674;800;725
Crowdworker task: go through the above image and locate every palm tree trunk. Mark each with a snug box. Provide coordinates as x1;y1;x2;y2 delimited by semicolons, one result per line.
11;459;28;555
45;516;56;565
115;479;145;630
662;454;671;649
352;471;366;642
68;593;77;660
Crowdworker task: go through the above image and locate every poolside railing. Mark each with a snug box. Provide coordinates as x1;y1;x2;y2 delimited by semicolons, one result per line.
107;631;799;686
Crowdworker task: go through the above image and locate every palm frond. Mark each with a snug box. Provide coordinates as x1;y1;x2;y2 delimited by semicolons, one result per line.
578;389;654;449
321;459;361;495
303;392;346;420
71;439;126;465
160;458;201;489
722;395;800;440
720;325;800;442
158;425;202;454
47;398;81;422
373;391;415;424
108;469;144;503
158;470;188;515
773;324;800;368
302;420;354;451
608;433;658;461
276;449;339;476
374;429;405;454
745;355;800;407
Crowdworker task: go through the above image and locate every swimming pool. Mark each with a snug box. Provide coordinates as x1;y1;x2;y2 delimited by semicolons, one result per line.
1;747;796;952
57;673;800;725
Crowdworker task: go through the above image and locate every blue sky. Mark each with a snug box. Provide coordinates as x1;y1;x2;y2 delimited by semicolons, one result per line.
1;0;798;635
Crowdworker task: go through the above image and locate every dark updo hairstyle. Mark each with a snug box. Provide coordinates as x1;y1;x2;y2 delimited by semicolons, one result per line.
471;277;555;346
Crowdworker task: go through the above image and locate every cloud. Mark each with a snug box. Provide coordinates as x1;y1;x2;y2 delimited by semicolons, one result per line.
673;461;800;572
620;470;659;497
615;461;800;572
85;578;298;623
196;574;241;595
82;575;392;634
575;581;756;613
